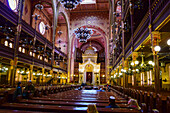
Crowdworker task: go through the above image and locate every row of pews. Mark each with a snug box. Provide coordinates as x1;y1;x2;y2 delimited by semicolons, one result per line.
111;86;170;113
0;85;145;113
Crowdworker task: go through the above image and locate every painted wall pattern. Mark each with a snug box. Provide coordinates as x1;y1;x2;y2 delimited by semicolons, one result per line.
70;12;109;38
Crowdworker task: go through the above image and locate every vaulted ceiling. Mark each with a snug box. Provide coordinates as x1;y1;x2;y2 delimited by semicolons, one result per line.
70;0;109;13
32;0;110;52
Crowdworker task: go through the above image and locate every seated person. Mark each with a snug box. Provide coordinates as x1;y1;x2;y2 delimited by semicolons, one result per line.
23;80;35;98
107;85;111;92
105;96;120;108
87;104;98;113
127;98;141;110
98;88;105;92
13;82;22;101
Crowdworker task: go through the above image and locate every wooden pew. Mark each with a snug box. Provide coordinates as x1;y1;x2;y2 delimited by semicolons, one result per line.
149;92;156;112
156;94;162;113
0;109;48;113
167;96;170;113
0;103;141;113
141;103;147;113
44;94;125;100
18;99;129;108
31;97;128;104
143;91;149;112
139;90;144;104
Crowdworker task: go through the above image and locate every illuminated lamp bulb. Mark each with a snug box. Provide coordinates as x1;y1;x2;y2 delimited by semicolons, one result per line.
152;62;155;66
135;61;139;65
148;61;153;65
154;46;161;52
167;39;170;46
131;62;134;66
114;74;116;78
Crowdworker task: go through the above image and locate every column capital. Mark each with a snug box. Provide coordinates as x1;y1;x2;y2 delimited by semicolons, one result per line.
152;31;161;40
132;52;138;61
148;24;152;28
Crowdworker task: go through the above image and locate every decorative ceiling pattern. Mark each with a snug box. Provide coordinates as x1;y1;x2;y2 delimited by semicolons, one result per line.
80;40;104;52
71;0;109;12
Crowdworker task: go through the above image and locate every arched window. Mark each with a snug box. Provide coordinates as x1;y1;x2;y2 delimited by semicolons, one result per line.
4;40;8;46
22;48;25;53
29;51;32;56
8;0;18;12
40;56;42;60
9;43;13;48
39;21;45;35
44;58;46;62
33;53;35;57
19;47;22;52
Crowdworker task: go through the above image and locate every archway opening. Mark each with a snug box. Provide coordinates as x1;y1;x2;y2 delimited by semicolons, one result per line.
70;25;107;84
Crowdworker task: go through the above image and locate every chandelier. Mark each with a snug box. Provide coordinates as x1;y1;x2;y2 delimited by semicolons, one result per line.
74;27;93;43
59;0;82;10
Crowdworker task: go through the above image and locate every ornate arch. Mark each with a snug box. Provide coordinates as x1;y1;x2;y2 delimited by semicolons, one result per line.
69;25;110;83
70;25;108;54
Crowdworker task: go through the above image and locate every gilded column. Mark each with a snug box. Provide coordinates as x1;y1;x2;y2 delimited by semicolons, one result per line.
132;52;138;87
124;60;129;87
29;65;33;81
151;31;161;93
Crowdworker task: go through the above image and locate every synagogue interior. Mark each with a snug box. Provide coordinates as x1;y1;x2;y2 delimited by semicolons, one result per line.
0;0;169;113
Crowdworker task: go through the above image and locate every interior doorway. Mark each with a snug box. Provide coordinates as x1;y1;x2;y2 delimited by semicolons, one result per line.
86;72;92;84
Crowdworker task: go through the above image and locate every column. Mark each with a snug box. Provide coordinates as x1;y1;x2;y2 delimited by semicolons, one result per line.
118;65;122;86
8;60;14;84
132;52;139;87
70;53;74;82
42;68;45;85
121;0;125;88
124;60;129;87
29;65;33;81
10;57;18;86
92;72;95;85
151;31;161;93
116;68;119;85
11;0;25;87
84;72;86;83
